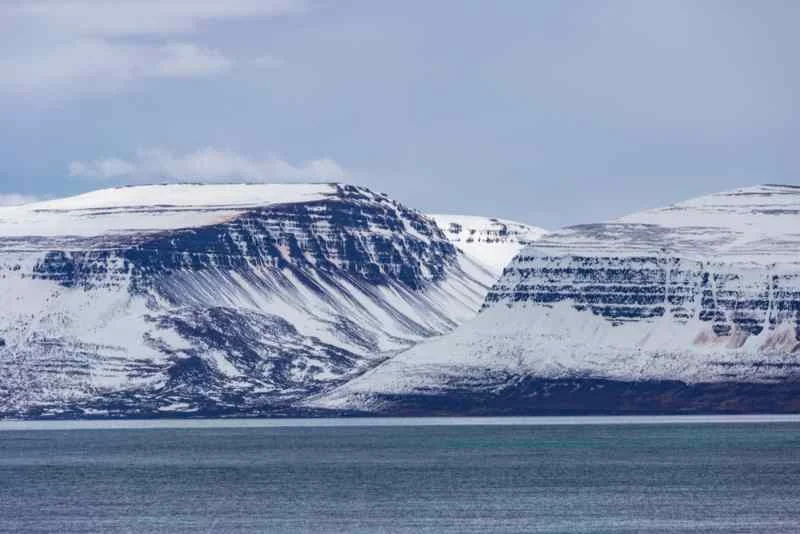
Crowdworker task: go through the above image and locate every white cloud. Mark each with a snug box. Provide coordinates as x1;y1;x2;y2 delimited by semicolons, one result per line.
0;1;300;95
0;193;40;207
252;55;285;69
9;0;305;37
0;41;233;93
69;158;138;180
155;43;232;77
69;147;347;183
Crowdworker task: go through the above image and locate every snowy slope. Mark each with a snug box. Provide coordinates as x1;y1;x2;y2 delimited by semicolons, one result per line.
0;183;494;417
428;214;547;276
0;183;332;240
313;185;800;414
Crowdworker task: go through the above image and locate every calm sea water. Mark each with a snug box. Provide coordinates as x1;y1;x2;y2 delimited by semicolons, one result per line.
1;417;799;533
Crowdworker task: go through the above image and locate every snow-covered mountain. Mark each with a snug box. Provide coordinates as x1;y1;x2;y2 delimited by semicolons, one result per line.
428;214;547;276
0;183;494;417
313;185;800;414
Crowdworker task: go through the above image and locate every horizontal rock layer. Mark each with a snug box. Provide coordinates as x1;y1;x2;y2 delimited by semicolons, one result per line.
312;186;800;413
0;183;493;417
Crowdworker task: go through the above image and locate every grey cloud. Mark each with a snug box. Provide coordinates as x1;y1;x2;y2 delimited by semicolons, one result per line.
485;0;797;132
0;0;299;95
1;1;798;229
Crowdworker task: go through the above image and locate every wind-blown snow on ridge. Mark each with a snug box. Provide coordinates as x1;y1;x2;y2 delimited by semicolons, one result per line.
0;183;495;417
313;185;800;413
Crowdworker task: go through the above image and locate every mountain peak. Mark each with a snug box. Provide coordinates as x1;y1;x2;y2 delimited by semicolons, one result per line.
428;214;547;275
0;181;496;417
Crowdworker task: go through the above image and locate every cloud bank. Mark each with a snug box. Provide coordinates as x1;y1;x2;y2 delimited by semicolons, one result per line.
69;148;347;184
1;41;236;93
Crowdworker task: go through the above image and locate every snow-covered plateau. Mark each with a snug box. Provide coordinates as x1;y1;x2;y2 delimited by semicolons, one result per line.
0;183;499;417
312;185;800;415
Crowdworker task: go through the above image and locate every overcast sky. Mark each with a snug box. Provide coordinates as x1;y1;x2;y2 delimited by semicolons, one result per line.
1;0;797;229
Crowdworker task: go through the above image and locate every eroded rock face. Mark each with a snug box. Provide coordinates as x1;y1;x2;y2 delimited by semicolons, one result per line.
487;254;800;339
28;185;455;290
486;185;800;348
311;186;800;414
0;183;493;417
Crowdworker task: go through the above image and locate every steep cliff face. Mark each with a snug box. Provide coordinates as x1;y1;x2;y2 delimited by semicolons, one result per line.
0;183;493;417
485;185;800;333
315;186;800;414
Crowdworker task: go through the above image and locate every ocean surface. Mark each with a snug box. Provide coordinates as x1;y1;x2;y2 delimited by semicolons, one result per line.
1;416;799;533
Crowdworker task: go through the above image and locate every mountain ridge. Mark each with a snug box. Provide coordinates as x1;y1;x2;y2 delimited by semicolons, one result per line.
0;183;494;417
311;185;800;414
6;182;800;417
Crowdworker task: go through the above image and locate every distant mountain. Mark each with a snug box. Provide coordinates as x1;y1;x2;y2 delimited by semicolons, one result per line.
313;185;800;415
428;214;547;276
0;183;494;417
